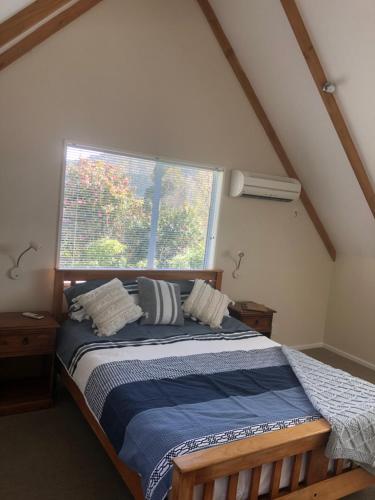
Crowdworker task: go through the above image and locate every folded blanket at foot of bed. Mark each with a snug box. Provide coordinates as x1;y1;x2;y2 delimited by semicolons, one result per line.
282;346;375;473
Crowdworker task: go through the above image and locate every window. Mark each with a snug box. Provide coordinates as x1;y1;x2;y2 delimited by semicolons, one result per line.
58;144;222;270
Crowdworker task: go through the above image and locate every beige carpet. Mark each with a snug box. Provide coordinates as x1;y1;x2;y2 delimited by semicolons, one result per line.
0;348;374;499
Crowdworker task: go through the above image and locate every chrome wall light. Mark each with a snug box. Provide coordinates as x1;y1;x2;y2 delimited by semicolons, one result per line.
232;250;245;279
9;241;41;280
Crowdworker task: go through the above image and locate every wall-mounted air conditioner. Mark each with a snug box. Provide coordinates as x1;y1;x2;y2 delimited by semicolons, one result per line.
229;170;301;202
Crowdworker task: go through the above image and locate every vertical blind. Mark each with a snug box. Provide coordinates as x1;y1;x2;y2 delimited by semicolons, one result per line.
59;144;222;269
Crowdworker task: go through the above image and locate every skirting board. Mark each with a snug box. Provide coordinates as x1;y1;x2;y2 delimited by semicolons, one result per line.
291;342;375;372
290;342;324;351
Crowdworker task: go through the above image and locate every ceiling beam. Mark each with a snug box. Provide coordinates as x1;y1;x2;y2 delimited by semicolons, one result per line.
281;0;375;218
196;0;336;261
0;0;103;72
0;0;71;48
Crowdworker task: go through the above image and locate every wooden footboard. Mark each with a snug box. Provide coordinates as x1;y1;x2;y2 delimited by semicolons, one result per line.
171;419;375;499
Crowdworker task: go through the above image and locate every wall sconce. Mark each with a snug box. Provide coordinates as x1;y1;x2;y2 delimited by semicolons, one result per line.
232;250;245;279
9;241;41;280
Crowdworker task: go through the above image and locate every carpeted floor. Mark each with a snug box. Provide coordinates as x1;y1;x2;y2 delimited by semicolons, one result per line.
0;385;131;500
0;348;374;499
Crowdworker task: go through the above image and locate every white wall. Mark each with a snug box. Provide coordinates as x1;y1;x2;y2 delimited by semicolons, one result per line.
0;0;333;346
325;257;375;366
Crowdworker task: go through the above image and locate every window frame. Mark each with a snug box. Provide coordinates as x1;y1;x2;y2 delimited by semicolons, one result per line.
56;141;223;270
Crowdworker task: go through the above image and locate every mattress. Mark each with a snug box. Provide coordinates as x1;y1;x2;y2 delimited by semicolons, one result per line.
57;317;320;500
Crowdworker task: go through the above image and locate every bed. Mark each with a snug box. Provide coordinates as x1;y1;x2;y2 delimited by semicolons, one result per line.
53;269;375;500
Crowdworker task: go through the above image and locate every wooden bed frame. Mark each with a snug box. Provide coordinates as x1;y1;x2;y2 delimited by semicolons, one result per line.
53;268;375;500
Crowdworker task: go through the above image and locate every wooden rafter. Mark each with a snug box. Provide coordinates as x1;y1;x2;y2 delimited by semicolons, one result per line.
196;0;336;261
0;0;71;48
0;0;103;72
281;0;375;218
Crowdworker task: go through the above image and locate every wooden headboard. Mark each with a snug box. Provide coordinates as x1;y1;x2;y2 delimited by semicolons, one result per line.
53;268;223;322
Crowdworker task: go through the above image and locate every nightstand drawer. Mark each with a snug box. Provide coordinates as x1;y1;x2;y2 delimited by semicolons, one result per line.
242;316;272;332
0;330;55;357
229;302;276;339
0;313;58;415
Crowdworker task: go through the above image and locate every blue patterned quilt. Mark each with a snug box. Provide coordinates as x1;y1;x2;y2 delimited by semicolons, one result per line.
57;318;320;500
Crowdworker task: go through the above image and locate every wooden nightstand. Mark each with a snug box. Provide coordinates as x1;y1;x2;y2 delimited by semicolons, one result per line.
0;312;59;416
228;301;276;338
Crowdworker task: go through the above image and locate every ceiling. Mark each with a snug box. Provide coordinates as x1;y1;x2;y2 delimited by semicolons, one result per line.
2;0;375;256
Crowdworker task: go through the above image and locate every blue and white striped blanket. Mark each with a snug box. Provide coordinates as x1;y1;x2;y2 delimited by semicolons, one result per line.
58;318;320;500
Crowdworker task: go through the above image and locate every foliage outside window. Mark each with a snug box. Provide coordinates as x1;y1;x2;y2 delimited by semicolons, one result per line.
58;145;222;269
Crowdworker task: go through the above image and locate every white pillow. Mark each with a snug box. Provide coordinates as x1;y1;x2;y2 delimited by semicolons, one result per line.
183;279;232;329
76;278;143;337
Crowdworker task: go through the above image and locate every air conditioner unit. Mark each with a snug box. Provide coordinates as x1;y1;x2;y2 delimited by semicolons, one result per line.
229;170;301;202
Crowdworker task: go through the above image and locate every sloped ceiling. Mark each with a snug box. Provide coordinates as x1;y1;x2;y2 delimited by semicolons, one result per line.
0;1;34;22
211;0;375;256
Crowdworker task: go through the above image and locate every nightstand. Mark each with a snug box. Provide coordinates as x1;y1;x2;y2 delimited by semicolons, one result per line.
0;312;59;416
228;301;276;338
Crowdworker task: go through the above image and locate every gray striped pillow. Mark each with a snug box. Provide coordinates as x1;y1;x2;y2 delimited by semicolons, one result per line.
138;277;184;325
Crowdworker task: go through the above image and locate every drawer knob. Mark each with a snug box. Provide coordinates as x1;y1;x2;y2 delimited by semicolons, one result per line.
22;337;29;345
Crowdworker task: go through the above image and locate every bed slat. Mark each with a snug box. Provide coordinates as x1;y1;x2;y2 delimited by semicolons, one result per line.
248;466;261;500
306;448;329;484
203;481;214;500
270;460;283;498
290;454;303;491
227;473;239;500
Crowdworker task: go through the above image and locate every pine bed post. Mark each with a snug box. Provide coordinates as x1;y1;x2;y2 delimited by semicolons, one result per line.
52;269;64;322
215;270;223;290
171;467;195;500
306;446;329;485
